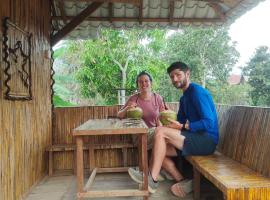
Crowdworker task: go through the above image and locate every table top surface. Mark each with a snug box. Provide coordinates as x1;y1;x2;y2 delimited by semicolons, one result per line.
73;118;148;136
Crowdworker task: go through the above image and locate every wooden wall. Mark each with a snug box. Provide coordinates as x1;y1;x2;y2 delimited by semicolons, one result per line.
0;0;51;200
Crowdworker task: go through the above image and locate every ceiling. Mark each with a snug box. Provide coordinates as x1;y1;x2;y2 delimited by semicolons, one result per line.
50;0;264;45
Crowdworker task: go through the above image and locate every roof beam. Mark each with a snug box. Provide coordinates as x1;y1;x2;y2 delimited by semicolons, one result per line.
138;0;143;24
52;16;224;23
169;0;174;25
51;2;103;46
208;2;226;21
108;2;113;23
225;0;245;16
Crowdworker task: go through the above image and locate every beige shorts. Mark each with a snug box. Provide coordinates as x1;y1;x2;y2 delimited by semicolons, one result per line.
132;127;156;150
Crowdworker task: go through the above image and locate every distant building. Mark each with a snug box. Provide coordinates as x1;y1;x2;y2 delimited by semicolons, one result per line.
228;74;245;85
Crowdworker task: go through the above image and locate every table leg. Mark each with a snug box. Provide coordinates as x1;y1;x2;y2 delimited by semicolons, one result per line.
193;167;201;200
141;133;148;200
76;137;84;195
138;136;142;171
89;137;95;172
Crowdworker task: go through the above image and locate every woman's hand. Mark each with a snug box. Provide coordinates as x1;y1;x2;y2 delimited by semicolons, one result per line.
117;102;137;119
124;102;137;112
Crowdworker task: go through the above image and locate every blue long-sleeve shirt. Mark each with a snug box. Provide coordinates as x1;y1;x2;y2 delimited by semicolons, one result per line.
177;83;219;144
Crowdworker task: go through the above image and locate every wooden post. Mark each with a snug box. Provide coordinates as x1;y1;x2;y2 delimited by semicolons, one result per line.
193;167;201;200
76;136;84;194
138;135;142;171
122;147;128;167
48;151;53;176
73;150;77;175
141;133;148;200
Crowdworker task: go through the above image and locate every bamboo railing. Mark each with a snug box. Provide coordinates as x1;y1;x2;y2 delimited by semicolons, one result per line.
52;103;179;170
52;104;270;179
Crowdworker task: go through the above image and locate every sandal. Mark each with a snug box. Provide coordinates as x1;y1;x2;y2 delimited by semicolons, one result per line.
171;179;193;197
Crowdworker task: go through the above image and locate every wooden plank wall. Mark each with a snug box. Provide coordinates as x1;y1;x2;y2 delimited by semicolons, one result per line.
0;0;51;200
52;103;179;170
216;105;270;177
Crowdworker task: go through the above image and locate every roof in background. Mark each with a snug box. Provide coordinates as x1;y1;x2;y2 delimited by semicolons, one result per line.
228;74;241;85
51;0;265;41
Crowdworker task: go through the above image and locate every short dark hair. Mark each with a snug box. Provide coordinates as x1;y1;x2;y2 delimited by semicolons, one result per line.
136;71;153;86
167;61;190;74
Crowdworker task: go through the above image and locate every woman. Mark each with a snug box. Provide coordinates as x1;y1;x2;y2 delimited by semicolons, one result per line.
117;71;165;148
118;71;178;182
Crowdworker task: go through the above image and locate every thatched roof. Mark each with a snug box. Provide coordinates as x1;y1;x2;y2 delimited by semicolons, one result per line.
51;0;265;45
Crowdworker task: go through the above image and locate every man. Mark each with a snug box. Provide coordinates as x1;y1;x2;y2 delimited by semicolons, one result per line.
128;61;219;197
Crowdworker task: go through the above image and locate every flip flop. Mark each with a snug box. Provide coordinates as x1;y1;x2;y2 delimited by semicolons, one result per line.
171;179;193;198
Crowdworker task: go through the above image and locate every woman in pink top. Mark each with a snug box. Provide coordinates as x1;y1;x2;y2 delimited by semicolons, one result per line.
117;71;166;148
118;71;176;182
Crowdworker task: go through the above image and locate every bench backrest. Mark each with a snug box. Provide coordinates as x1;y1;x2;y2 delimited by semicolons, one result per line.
216;105;270;177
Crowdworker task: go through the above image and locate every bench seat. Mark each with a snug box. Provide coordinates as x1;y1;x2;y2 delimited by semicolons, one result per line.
188;152;270;199
185;105;270;200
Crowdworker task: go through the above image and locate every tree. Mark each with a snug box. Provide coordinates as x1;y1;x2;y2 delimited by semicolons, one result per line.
243;46;270;106
75;29;167;105
52;42;86;105
165;27;239;88
53;28;242;106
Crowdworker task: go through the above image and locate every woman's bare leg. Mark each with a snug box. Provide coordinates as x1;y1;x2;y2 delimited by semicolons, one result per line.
150;126;185;180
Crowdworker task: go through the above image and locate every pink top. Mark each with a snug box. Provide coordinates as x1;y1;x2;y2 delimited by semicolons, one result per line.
122;93;165;128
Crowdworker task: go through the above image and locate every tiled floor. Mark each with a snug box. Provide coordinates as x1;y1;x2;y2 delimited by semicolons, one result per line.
25;172;193;200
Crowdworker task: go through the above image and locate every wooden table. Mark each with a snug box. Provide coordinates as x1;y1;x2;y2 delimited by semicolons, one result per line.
72;118;149;200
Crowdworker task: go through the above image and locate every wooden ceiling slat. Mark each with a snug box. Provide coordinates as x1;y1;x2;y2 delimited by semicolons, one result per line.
51;0;60;31
63;0;140;5
58;0;68;24
52;16;224;23
51;2;103;46
109;3;113;23
194;0;224;3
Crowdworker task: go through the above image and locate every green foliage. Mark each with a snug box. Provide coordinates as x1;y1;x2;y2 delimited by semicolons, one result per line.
53;28;246;106
73;29;168;104
208;81;251;105
53;47;65;59
165;27;239;86
53;95;75;107
243;46;270;106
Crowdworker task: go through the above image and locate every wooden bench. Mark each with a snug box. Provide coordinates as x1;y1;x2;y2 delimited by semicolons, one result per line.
187;105;270;200
46;143;135;176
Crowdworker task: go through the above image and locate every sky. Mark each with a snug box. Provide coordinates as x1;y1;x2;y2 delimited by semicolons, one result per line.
229;0;270;74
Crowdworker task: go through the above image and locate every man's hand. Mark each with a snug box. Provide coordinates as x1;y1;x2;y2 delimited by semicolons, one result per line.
184;122;190;130
166;119;183;130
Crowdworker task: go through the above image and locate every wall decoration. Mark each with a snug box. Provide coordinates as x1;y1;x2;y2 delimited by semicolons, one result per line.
2;17;32;100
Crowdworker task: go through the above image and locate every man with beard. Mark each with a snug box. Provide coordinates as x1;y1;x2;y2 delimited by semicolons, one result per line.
128;61;219;197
